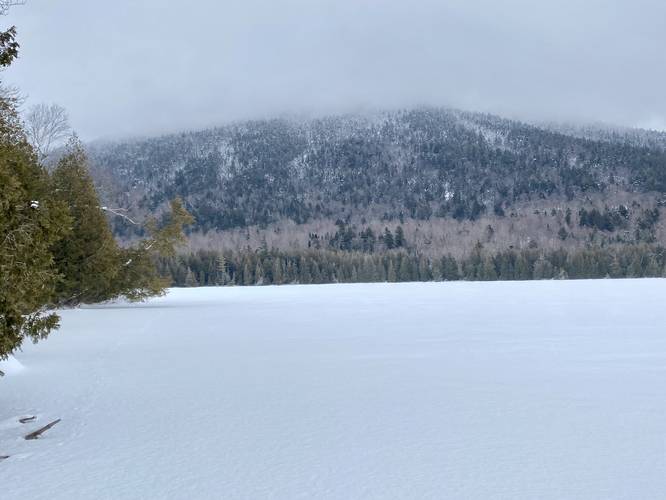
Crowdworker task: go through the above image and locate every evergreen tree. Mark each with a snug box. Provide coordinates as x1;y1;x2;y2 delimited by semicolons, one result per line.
299;256;312;283
644;255;661;277
49;141;194;302
627;255;643;278
50;140;121;305
480;256;498;280
387;260;397;282
515;254;532;280
397;254;413;282
215;253;228;285
609;254;623;278
254;261;264;285
0;109;68;357
184;269;197;287
272;258;284;285
383;228;394;249
394;226;405;248
439;255;459;281
242;258;253;286
111;198;194;300
533;256;554;280
417;257;432;281
0;31;70;359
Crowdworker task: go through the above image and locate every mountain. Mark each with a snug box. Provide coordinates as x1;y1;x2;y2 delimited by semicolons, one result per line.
87;107;666;257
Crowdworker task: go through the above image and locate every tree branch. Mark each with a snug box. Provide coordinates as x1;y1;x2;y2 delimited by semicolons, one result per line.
101;206;139;225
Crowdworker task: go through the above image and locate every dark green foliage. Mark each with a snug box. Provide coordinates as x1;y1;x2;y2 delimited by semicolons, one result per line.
0;26;18;68
51;140;122;305
0;23;193;359
0;132;191;359
0;93;69;359
394;226;405;248
51;143;195;306
578;207;629;232
327;221;405;252
383;228;394;249
156;244;665;288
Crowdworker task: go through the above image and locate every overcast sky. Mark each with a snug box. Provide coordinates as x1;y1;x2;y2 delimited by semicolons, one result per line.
4;0;666;139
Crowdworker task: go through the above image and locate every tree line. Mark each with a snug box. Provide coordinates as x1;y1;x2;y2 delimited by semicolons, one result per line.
157;243;666;287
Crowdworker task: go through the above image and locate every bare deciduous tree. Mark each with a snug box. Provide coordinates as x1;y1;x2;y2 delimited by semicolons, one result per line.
25;103;71;158
0;1;25;15
0;82;25;105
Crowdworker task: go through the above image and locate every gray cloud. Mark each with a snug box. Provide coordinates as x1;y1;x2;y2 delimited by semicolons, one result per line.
5;0;666;139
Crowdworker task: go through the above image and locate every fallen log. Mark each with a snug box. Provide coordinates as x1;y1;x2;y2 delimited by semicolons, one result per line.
24;419;61;440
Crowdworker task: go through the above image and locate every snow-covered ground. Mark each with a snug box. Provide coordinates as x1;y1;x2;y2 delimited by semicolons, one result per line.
2;280;666;499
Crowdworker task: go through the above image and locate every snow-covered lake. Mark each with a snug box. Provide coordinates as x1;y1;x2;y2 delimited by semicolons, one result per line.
2;280;666;499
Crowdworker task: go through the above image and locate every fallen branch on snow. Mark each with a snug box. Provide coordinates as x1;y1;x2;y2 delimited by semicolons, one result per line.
24;419;61;440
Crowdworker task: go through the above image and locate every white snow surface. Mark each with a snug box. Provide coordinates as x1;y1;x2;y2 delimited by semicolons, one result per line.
0;356;24;376
2;279;666;499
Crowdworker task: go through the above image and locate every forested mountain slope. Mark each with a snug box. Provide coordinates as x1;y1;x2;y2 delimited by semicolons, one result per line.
88;108;666;258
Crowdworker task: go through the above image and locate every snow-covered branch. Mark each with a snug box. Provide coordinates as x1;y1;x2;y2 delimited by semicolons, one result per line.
101;206;139;225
